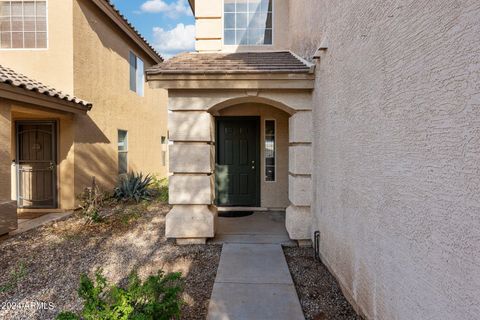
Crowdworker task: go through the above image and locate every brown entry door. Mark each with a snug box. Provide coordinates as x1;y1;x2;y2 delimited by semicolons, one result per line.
16;122;57;208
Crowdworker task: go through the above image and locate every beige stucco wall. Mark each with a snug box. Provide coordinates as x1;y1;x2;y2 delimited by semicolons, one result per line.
0;101;12;202
0;100;17;235
288;0;480;319
0;0;74;94
218;103;289;208
194;0;290;52
72;0;168;194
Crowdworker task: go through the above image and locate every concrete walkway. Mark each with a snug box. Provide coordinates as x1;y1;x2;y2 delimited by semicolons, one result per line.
9;211;73;236
207;212;305;320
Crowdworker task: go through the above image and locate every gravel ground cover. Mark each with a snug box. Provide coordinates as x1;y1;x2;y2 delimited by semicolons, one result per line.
284;247;362;320
0;201;221;320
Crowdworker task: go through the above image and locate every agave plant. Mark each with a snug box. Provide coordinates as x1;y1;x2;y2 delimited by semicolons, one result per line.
113;172;153;203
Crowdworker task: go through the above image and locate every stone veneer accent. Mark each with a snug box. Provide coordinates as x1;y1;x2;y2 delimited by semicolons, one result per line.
286;111;313;240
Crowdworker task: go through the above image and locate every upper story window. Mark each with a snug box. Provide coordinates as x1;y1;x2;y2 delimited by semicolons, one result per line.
129;51;144;96
0;0;47;49
224;0;273;46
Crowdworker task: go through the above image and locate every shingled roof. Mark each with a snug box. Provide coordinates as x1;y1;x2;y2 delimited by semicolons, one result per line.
0;65;92;109
147;51;314;75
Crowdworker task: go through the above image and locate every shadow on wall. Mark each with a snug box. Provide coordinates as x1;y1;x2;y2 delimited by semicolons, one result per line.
0;149;10;186
74;144;117;195
73;114;116;196
0;108;11;202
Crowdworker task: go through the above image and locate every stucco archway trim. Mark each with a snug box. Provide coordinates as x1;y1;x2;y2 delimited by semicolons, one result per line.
207;96;296;116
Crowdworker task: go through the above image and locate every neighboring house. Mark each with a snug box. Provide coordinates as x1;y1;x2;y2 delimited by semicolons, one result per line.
0;0;167;228
147;0;480;319
0;65;91;234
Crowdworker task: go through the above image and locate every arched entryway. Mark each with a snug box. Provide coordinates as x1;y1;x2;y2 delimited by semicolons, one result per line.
165;91;313;245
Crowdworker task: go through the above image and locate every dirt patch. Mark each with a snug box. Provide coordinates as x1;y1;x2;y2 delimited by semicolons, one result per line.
284;247;362;320
0;201;221;320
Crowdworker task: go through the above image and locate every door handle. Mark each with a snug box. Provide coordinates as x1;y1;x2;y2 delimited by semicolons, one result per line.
49;162;56;170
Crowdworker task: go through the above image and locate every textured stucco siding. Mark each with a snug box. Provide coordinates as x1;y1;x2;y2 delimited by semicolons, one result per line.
0;102;12;202
288;0;480;319
72;0;168;194
0;101;16;235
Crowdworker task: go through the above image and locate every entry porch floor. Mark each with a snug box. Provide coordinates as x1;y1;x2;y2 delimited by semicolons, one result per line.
210;211;296;246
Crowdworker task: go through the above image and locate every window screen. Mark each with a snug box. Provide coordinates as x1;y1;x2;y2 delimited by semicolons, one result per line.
0;0;48;49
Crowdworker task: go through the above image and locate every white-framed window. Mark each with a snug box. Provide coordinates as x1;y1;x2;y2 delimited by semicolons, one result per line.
0;0;48;49
129;51;144;96
224;0;273;46
161;135;167;166
118;129;128;174
265;119;275;182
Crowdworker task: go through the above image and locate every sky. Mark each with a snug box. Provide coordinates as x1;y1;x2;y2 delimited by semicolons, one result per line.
111;0;195;59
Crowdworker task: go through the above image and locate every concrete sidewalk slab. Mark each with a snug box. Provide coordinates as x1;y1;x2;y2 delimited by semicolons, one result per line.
208;282;304;320
215;244;293;284
207;243;304;320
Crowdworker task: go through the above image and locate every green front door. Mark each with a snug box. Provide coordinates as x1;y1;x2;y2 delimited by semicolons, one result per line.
216;117;260;207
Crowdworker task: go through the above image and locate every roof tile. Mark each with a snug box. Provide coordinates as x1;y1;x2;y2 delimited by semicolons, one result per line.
0;65;92;109
147;51;314;75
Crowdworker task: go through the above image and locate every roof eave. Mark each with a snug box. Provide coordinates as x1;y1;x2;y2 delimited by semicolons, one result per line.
0;83;92;114
146;69;314;76
188;0;195;14
146;72;315;90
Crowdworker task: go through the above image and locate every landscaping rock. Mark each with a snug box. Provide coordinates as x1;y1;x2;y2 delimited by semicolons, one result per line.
0;201;221;320
284;247;362;320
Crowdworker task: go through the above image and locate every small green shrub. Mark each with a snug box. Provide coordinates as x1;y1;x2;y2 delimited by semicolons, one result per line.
57;269;183;320
150;176;169;203
114;172;153;203
120;205;144;225
77;177;110;223
56;312;79;320
0;261;27;293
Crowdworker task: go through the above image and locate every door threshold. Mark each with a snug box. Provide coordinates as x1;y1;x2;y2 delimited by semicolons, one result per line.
217;207;270;212
17;208;65;219
17;208;65;213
